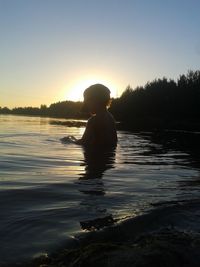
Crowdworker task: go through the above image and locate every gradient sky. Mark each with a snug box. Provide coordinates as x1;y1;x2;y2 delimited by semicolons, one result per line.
0;0;200;108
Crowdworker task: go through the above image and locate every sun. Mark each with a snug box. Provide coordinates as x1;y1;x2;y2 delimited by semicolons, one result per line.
65;78;117;102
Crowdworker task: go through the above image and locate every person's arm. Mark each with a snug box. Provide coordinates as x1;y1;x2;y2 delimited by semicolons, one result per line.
75;117;95;145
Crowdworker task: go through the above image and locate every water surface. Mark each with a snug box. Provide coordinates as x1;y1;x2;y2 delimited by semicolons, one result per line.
0;115;200;264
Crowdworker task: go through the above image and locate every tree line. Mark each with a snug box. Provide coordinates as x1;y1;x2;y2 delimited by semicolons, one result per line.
0;101;84;119
1;70;200;130
110;70;200;130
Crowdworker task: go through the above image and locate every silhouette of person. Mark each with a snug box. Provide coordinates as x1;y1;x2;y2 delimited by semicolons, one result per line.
76;84;118;147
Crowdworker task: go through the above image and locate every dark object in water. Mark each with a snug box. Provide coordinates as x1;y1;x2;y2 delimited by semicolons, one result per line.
60;135;77;144
80;215;115;230
50;120;86;127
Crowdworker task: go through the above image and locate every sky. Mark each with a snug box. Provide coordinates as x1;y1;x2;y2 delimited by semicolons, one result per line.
0;0;200;108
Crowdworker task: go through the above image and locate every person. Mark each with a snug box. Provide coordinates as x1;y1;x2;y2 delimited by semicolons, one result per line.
76;84;117;147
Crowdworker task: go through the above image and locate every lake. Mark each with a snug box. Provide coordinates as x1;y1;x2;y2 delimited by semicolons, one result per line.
0;114;200;265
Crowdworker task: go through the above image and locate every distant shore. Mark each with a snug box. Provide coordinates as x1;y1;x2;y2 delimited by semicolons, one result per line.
2;113;200;133
1;69;200;132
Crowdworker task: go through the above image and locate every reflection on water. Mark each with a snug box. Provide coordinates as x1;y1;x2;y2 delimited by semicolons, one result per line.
80;146;116;180
0;115;200;265
78;146;116;230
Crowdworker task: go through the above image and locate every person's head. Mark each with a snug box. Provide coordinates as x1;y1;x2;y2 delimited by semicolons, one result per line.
83;84;111;114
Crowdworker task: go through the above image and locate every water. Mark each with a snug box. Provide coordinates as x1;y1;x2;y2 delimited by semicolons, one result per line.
0;115;200;265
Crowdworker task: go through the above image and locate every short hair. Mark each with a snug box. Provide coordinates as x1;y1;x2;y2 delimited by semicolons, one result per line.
84;84;111;107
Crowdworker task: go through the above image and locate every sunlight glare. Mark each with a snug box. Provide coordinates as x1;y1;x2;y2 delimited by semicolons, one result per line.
65;78;117;101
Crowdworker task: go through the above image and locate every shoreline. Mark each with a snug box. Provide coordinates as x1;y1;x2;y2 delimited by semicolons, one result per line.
6;200;200;267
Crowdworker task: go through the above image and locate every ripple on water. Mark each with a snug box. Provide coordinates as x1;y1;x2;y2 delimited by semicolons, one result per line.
0;115;200;264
